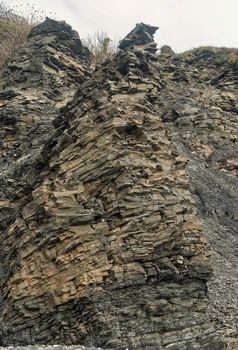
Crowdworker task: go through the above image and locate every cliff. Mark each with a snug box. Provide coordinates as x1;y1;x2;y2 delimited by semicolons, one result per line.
0;18;237;350
0;18;91;231
158;45;238;348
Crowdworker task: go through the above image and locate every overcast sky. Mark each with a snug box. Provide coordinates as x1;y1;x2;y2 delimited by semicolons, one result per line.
6;0;238;52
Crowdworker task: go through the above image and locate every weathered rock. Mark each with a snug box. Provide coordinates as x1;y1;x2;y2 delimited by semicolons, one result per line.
158;46;238;348
0;18;91;230
160;45;174;56
119;22;158;53
0;22;225;350
0;347;105;350
212;61;238;89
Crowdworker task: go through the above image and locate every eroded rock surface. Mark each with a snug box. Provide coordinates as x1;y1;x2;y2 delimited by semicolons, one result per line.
119;23;158;52
0;22;226;350
1;18;238;350
0;347;104;350
0;18;91;230
158;46;238;348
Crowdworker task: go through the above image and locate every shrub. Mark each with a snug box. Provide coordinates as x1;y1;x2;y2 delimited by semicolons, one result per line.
0;2;117;68
0;2;46;68
82;30;118;65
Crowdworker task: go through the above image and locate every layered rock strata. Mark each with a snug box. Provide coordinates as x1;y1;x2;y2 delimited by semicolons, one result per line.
0;18;91;230
0;23;224;349
158;46;238;348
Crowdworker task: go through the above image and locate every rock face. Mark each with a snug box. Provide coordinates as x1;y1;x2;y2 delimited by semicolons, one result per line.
0;17;91;343
0;18;91;230
0;19;236;350
119;23;158;52
158;46;238;348
0;346;103;350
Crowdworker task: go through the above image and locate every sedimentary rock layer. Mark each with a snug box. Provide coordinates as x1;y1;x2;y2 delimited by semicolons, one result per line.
158;46;238;348
0;18;91;230
0;23;224;349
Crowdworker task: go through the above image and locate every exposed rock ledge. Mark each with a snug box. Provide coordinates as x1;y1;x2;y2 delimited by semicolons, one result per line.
1;17;237;350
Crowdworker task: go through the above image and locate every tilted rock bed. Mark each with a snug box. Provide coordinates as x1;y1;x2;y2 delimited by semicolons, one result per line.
0;18;91;231
1;18;238;350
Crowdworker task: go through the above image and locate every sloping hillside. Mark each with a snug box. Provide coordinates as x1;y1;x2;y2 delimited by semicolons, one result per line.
0;18;237;350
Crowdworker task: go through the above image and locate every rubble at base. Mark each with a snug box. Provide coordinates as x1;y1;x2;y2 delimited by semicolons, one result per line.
0;18;237;350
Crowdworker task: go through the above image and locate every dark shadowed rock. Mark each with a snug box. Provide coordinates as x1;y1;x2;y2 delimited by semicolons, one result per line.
211;61;238;89
0;19;237;350
28;18;90;61
0;18;91;235
0;22;225;350
158;45;238;348
119;22;159;53
160;45;174;55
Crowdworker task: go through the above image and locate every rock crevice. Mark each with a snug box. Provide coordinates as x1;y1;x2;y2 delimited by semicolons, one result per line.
0;19;233;350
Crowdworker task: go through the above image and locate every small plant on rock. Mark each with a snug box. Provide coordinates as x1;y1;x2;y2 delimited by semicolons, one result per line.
0;2;48;68
82;30;118;65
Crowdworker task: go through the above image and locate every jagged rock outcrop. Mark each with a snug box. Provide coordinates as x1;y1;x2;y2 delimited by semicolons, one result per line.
158;46;238;348
0;22;226;350
119;23;158;52
0;17;90;164
0;18;91;230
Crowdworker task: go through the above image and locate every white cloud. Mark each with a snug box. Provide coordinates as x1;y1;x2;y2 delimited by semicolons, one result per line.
6;0;238;52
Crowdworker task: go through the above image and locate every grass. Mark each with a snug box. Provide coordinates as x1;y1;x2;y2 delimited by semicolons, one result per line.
0;1;118;68
0;2;46;69
82;30;118;65
0;2;118;69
